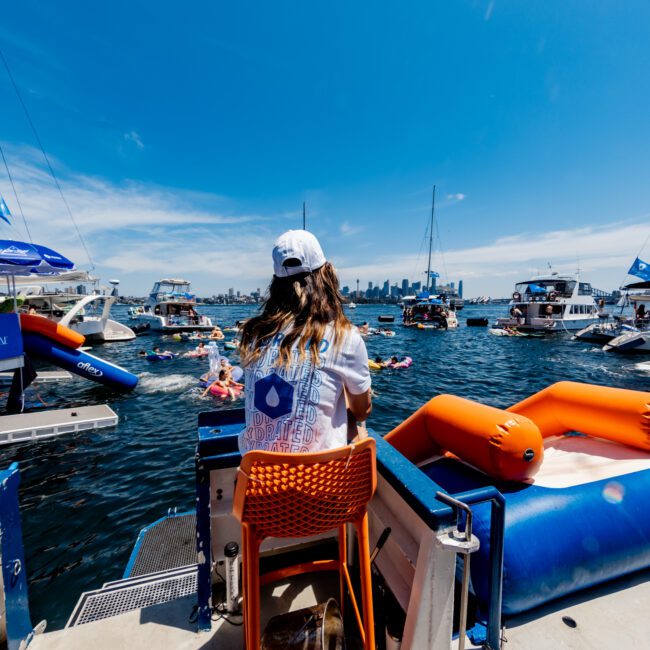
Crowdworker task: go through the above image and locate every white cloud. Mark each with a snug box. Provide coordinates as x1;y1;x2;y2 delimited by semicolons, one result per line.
336;221;650;297
446;193;466;203
123;130;144;150
1;142;647;298
340;221;364;236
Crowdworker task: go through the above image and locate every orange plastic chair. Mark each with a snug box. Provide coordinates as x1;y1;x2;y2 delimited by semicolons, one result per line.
233;437;377;650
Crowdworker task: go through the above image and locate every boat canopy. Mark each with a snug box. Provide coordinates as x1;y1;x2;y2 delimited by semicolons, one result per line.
623;280;650;290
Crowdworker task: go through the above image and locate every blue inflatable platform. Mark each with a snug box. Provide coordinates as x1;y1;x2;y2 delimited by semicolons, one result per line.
423;456;650;616
23;333;138;391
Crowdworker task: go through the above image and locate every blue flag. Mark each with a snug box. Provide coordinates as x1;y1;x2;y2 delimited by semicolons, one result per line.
0;195;11;225
628;257;650;282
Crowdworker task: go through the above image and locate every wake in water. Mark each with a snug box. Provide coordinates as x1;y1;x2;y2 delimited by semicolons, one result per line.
635;361;650;373
137;372;198;394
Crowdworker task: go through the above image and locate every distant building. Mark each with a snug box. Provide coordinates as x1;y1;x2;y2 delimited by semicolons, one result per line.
76;284;87;295
228;288;234;298
382;280;389;296
458;280;463;298
412;281;421;292
342;286;350;295
401;278;409;295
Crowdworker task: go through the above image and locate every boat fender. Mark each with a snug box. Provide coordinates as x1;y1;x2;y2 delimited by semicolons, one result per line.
385;394;544;481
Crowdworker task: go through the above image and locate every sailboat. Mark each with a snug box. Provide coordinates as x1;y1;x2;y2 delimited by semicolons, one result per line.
402;186;459;329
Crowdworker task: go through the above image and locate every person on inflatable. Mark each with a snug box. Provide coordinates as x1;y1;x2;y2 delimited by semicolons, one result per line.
203;367;243;399
209;327;224;340
358;322;369;336
238;230;372;454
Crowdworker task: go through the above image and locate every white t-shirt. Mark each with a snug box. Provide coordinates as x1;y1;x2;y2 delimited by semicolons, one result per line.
238;324;371;455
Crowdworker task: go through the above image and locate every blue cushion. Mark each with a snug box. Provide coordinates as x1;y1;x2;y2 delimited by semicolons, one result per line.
423;458;650;615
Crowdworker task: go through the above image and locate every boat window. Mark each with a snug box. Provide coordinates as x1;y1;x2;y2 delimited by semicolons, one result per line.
578;283;592;295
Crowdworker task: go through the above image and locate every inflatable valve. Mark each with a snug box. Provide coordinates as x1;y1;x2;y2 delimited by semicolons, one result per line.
385;394;544;482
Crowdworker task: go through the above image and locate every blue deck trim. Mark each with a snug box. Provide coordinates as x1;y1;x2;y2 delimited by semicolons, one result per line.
0;463;34;650
122;511;195;579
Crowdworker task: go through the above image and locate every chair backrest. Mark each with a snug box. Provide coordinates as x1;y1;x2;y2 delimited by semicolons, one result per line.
233;438;376;539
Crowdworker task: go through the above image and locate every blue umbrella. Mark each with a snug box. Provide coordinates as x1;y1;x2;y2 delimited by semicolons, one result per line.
0;239;74;276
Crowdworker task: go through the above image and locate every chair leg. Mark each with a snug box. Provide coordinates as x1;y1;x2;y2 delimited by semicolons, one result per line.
241;525;249;647
338;524;347;614
247;534;261;649
356;513;375;650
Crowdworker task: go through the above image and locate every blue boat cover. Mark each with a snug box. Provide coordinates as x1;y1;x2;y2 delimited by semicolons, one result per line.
423;457;650;616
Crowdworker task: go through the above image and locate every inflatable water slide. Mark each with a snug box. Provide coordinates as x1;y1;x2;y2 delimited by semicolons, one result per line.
20;314;138;390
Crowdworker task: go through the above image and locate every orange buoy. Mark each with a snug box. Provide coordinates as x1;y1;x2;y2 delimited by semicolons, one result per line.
20;314;85;349
385;394;544;481
508;381;650;452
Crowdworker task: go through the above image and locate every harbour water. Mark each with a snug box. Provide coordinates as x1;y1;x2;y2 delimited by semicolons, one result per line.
1;303;649;629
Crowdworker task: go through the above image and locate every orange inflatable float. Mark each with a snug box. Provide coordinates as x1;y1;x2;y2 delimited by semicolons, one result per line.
385;382;650;481
19;314;85;349
385;395;544;481
508;381;650;452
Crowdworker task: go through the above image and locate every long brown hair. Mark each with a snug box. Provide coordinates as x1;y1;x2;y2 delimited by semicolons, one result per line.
239;262;350;368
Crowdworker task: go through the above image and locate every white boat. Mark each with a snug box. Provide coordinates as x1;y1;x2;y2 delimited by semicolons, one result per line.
12;272;135;342
603;281;650;353
496;272;599;332
132;279;213;332
348;301;357;309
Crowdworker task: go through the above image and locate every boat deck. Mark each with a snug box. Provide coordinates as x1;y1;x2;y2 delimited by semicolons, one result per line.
29;572;340;650
458;567;650;650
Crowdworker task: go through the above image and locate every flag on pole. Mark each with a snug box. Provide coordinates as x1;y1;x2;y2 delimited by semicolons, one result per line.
627;257;650;282
0;195;11;225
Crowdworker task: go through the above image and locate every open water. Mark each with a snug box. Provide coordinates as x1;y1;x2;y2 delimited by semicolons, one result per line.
1;303;649;629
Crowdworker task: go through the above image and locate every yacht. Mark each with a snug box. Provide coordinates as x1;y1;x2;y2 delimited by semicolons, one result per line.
603;280;650;353
496;272;599;332
132;279;213;332
12;273;135;342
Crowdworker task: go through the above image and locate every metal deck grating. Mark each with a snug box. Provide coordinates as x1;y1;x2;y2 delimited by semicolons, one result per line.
67;568;197;627
129;513;197;577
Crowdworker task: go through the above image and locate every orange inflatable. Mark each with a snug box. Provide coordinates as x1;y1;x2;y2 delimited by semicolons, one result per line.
19;314;85;349
508;381;650;452
385;394;544;481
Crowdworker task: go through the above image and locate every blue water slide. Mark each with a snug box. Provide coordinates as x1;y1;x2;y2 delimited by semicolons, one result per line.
22;333;138;391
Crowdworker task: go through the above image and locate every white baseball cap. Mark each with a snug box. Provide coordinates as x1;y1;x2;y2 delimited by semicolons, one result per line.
272;230;327;277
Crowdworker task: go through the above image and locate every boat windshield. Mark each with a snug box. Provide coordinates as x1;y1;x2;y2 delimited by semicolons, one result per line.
515;280;576;299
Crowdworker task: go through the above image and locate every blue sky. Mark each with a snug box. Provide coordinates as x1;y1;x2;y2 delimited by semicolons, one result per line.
1;1;649;296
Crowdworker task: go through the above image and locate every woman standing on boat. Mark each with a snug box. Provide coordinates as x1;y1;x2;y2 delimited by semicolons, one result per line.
238;230;372;455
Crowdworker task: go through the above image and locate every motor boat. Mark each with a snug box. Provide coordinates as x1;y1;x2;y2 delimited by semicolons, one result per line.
10;273;135;342
601;281;650;353
131;279;213;332
495;272;599;332
402;294;459;329
1;381;649;649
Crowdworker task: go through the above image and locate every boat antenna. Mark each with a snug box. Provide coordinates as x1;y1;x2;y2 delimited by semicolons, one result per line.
302;201;306;229
0;47;95;269
426;185;435;292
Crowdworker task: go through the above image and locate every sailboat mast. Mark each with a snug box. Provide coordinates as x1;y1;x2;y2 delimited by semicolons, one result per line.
426;185;435;292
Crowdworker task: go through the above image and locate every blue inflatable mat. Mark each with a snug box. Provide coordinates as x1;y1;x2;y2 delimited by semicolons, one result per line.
423;457;650;616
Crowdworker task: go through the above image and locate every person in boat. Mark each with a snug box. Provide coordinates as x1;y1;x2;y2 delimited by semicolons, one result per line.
545;304;554;319
358;322;369;335
238;229;372;454
635;303;647;325
510;305;524;325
